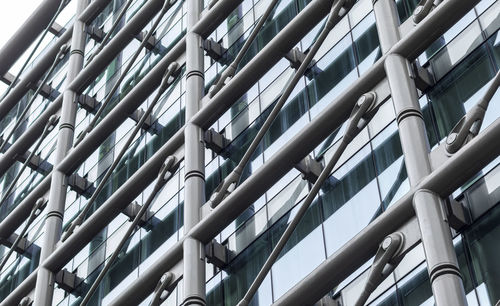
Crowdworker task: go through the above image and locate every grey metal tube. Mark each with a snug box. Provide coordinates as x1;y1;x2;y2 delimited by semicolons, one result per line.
0;0;63;78
0;0;480;303
377;0;466;303
0;0;111;242
192;0;336;128
0;0;239;256
33;0;89;305
0;0;166;178
273;116;500;305
183;0;206;305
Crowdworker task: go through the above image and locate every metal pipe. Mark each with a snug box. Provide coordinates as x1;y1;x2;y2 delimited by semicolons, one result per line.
33;1;89;304
0;0;480;303
61;62;179;241
375;0;466;303
79;155;177;306
0;0;64;78
273;117;500;305
0;0;167;178
182;0;206;305
0;45;69;154
238;92;376;306
208;0;354;209
75;0;178;146
209;0;280;97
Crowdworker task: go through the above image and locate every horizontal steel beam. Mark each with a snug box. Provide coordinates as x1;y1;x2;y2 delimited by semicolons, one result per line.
0;0;482;304
274;116;500;305
110;0;481;303
0;0;63;78
0;0;166;178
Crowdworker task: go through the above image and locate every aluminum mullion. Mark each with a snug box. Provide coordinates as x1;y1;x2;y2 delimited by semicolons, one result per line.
273;116;500;305
0;0;64;78
108;0;481;302
0;0;112;124
0;0;168;178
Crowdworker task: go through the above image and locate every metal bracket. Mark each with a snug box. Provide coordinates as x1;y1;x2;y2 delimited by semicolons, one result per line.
122;201;153;227
86;25;105;42
136;31;158;51
285;48;321;79
204;128;230;157
203;38;227;62
410;61;434;91
49;22;65;37
55;268;83;293
68;174;94;198
35;81;58;100
205;239;229;269
295;155;324;183
445;198;469;230
130;108;162;133
77;94;99;113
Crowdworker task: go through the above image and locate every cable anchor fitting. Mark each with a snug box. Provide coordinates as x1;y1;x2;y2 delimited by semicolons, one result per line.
354;232;405;306
445;70;499;154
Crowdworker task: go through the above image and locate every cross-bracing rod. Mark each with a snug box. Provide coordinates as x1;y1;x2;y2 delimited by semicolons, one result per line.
33;0;89;304
375;0;466;304
0;0;483;304
109;0;482;303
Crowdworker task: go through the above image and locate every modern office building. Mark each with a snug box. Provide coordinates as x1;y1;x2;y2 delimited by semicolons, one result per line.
0;0;498;305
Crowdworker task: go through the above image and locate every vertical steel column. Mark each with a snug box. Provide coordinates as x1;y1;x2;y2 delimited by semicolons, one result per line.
373;0;467;305
33;0;89;305
183;0;206;305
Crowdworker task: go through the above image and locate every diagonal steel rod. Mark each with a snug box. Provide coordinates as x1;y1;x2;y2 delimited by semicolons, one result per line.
0;45;68;154
0;115;58;208
75;0;178;146
208;0;354;209
79;155;177;306
61;62;179;241
209;0;280;98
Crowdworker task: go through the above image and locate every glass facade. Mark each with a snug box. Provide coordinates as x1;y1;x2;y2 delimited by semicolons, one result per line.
0;0;498;305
